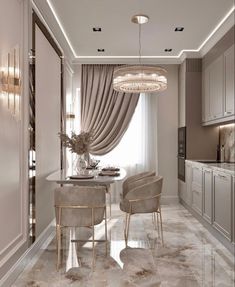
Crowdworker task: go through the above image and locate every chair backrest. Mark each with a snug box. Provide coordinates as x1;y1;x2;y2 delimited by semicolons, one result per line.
124;175;163;214
122;171;156;198
54;186;106;227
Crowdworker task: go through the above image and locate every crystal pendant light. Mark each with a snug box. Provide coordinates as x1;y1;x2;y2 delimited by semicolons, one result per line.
113;15;167;93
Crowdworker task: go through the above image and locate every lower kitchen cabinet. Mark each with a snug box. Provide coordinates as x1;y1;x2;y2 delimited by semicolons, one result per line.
232;176;235;244
202;167;213;223
182;160;234;252
191;165;203;215
212;171;232;240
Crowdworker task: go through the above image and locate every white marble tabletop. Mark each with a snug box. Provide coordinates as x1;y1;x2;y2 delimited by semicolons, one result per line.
46;167;126;186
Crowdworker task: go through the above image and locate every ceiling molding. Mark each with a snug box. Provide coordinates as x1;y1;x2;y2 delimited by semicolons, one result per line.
45;1;234;64
200;9;234;57
72;57;182;65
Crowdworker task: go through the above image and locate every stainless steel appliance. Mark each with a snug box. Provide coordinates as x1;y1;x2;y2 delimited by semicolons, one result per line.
178;127;186;181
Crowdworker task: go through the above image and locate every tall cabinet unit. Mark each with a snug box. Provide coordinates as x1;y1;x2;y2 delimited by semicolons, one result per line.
178;59;218;203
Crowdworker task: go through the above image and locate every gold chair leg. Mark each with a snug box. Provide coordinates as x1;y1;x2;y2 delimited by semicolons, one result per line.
56;225;61;270
124;212;128;240
125;213;131;246
157;212;160;238
105;207;108;256
153;212;157;230
91;208;95;271
109;191;112;218
159;208;164;246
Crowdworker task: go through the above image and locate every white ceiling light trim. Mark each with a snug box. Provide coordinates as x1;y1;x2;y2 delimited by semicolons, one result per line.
177;5;235;58
32;0;64;54
47;1;234;61
47;0;77;58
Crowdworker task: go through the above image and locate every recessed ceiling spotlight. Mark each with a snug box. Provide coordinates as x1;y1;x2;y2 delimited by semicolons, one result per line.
97;48;105;52
164;49;172;52
175;27;184;32
93;27;102;32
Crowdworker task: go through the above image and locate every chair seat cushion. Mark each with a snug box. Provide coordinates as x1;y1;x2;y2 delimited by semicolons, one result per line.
120;198;158;214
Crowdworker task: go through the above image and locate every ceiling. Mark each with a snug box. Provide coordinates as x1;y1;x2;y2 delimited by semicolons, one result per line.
35;0;234;63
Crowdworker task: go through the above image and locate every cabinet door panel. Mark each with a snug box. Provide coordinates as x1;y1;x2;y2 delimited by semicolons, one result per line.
213;172;232;240
224;45;234;116
203;169;212;223
209;55;224;119
202;68;211;122
185;162;192;205
191;166;203;214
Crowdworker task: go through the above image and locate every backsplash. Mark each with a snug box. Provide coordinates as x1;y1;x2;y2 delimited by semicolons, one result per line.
220;124;235;162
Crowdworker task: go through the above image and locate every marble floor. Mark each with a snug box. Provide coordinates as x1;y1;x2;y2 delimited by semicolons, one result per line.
13;204;234;287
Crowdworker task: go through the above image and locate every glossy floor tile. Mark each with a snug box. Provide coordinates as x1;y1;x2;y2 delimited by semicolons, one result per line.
13;204;235;286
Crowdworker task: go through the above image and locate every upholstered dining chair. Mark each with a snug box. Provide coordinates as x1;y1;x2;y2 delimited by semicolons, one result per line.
54;185;107;270
120;175;163;246
121;171;156;199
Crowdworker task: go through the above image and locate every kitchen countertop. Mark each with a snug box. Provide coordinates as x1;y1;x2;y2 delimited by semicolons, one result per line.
186;160;235;176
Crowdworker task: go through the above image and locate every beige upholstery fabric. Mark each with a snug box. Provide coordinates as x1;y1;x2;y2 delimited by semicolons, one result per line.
54;186;106;227
122;171;156;198
120;176;163;214
81;64;139;155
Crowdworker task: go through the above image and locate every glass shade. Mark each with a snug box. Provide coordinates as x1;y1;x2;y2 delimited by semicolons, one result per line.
113;65;167;93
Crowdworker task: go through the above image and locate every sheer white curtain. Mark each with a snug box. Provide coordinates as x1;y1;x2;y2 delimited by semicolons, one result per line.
97;93;158;202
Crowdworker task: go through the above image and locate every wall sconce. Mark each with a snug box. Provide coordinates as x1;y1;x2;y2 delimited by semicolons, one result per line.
0;46;20;118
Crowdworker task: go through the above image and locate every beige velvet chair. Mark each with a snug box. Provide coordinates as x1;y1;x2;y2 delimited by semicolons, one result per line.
122;171;156;199
54;185;107;270
120;175;163;245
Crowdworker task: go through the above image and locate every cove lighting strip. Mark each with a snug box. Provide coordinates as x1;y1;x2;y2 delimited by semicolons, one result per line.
47;0;234;60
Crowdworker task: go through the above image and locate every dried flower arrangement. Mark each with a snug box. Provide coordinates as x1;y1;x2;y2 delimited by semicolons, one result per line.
58;131;93;155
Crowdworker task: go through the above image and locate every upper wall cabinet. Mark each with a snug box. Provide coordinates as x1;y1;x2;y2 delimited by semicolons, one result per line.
202;44;235;125
224;45;234;116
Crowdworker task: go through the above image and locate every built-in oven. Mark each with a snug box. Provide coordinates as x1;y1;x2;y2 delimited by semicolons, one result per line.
178;127;186;181
178;155;185;181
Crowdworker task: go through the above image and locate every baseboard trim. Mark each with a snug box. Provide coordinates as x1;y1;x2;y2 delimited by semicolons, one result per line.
161;195;179;205
0;220;55;287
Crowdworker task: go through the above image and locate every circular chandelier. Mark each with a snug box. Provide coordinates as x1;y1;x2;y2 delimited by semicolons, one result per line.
113;15;167;94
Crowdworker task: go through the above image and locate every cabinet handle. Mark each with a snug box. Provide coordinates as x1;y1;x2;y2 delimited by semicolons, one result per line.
218;174;227;179
225;111;232;115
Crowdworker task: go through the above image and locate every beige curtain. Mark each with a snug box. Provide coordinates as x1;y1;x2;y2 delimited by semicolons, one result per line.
81;64;139;155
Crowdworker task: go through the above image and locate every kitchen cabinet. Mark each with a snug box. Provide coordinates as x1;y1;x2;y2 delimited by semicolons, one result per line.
232;176;235;243
191;164;203;215
213;171;232;240
179;161;192;205
202;167;213;223
202;55;224;123
183;160;234;252
224;45;234;116
202;45;234;125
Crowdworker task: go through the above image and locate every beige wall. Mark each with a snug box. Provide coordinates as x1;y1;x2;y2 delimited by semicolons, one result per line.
157;65;179;203
0;0;28;282
35;25;61;237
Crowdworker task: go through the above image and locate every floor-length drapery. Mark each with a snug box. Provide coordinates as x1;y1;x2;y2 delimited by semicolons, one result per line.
81;64;139;155
98;93;158;202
